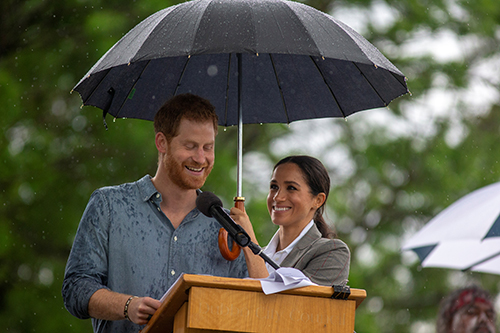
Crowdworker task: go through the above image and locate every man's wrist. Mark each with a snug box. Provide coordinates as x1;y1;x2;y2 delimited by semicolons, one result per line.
124;296;138;321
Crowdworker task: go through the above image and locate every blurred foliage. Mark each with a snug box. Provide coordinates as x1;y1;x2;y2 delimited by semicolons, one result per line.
1;0;499;332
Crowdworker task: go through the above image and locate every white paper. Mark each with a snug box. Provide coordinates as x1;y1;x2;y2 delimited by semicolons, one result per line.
258;267;317;295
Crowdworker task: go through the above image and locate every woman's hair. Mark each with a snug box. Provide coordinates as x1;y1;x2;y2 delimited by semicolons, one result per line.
274;155;336;239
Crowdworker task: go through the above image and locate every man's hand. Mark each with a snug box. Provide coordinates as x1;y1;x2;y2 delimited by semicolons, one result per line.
127;296;162;325
88;289;161;324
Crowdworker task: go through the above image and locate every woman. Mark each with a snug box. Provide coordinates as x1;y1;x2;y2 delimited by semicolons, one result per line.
230;155;350;286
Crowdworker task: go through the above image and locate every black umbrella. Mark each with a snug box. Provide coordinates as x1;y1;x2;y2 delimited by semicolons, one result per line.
74;0;408;258
74;0;408;196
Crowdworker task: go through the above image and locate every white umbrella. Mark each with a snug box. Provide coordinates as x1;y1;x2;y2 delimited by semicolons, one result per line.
402;181;500;274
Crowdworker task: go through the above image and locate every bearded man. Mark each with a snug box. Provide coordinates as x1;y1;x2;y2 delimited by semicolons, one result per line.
437;285;497;333
62;94;248;333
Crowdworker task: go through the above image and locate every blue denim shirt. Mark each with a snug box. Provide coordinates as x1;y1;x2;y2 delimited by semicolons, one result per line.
62;175;248;333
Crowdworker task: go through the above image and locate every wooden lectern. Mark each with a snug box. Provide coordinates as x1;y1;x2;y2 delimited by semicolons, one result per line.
141;274;366;333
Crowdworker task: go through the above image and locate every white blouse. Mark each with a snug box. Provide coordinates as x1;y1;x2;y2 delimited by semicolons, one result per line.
262;220;314;272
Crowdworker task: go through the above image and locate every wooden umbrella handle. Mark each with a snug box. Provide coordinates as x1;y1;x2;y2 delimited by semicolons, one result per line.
217;197;244;261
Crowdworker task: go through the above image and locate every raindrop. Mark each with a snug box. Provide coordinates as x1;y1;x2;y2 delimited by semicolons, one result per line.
18;183;35;204
72;115;87;132
39;267;54;286
366;296;384;313
207;65;218;77
18;264;32;280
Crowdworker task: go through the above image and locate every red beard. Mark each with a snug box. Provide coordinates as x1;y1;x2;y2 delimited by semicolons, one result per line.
163;153;212;190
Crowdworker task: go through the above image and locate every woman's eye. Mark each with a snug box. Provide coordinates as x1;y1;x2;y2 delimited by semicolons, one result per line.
288;186;297;191
270;184;278;190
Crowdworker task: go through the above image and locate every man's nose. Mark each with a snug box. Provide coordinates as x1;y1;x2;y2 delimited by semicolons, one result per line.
192;147;205;163
477;310;490;323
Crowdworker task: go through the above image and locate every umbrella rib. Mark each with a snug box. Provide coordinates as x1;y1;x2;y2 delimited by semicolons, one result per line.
268;54;290;124
224;53;232;126
310;56;346;118
464;249;500;272
173;56;192;96
352;62;391;107
114;60;153;119
78;69;111;106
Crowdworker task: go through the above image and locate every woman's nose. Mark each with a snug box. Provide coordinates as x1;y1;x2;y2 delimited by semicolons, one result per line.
273;189;284;201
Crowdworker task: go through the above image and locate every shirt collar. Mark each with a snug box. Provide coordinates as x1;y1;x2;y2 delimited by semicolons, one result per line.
137;175;159;202
264;220;315;257
136;175;203;205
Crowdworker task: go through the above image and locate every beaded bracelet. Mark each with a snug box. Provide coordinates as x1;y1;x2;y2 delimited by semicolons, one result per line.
124;296;138;321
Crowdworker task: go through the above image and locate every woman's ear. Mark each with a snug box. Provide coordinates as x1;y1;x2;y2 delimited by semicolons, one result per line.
314;193;327;209
155;132;168;154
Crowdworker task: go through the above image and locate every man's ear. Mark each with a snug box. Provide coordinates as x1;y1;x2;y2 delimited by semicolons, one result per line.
155;132;168;154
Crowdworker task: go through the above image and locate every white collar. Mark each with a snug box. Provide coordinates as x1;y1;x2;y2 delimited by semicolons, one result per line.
263;220;314;264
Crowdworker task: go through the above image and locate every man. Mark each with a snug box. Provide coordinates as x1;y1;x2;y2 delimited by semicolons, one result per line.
437;285;497;333
62;94;248;332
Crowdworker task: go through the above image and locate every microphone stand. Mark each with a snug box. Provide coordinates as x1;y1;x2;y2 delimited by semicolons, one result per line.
210;206;280;270
247;242;280;270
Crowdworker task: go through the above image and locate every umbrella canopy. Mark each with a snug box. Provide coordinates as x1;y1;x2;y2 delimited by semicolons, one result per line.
74;0;408;125
402;181;500;275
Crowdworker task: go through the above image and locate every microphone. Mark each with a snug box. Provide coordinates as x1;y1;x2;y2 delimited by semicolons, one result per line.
196;191;251;247
196;191;280;270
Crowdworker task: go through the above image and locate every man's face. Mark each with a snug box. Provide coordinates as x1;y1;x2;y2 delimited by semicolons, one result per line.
163;118;215;190
450;301;496;333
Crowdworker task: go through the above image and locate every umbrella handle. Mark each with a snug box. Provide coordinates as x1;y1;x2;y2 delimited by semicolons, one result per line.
217;197;244;261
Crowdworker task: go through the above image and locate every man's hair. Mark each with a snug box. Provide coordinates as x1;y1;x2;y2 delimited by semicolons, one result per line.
154;93;218;142
436;285;495;333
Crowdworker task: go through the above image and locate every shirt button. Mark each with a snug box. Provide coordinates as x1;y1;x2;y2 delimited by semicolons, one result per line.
156;193;160;198
171;270;175;276
157;207;161;212
174;236;178;242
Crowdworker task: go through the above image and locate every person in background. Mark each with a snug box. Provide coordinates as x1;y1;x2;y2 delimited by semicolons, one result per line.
230;155;350;286
436;285;497;333
62;93;247;333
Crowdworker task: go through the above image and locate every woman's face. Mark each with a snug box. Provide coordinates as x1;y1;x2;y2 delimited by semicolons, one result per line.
267;163;325;230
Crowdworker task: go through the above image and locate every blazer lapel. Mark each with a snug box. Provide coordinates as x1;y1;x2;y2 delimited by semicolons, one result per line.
280;224;322;267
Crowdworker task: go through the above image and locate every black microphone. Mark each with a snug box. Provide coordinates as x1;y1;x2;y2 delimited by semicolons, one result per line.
196;191;251;247
196;191;280;270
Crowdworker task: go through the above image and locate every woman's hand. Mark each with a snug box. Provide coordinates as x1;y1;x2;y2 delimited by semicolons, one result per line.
229;207;269;279
229;206;255;239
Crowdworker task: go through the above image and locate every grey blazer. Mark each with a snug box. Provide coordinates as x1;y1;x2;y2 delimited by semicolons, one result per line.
280;224;350;286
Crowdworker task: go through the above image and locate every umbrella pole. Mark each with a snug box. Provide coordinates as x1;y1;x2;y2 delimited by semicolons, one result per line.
218;53;244;262
236;53;244;200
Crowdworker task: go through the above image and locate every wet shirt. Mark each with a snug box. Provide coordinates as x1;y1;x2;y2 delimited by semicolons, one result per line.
62;175;248;333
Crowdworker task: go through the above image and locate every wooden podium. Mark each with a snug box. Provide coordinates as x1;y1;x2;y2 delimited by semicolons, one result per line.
141;274;366;333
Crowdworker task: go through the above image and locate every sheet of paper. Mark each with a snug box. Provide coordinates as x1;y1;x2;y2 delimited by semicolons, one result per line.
258;267;317;295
